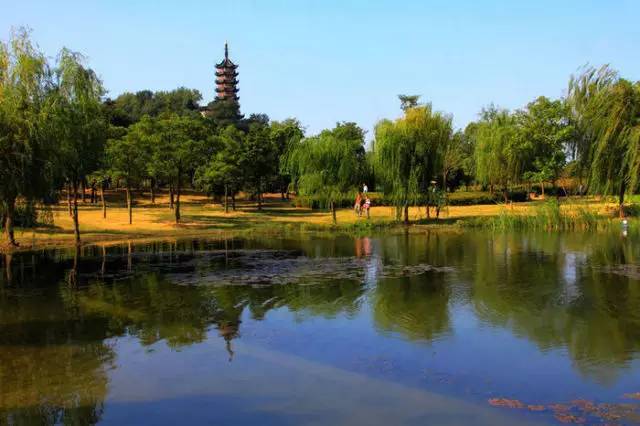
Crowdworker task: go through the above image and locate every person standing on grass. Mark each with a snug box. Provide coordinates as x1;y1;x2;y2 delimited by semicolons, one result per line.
363;196;371;219
355;192;362;216
363;183;368;194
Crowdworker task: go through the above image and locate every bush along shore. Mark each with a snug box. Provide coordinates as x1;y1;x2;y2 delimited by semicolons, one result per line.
458;199;633;231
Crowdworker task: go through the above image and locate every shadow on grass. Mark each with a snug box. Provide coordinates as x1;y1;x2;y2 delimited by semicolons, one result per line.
20;227;145;237
414;218;460;226
178;214;306;230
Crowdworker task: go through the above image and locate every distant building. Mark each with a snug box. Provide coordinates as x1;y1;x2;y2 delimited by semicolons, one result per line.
201;43;243;122
215;42;239;102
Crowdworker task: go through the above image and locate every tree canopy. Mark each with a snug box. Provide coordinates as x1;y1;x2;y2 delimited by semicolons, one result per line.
374;104;452;222
285;123;366;223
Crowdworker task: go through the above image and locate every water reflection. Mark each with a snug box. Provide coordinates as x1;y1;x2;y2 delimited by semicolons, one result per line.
0;231;640;424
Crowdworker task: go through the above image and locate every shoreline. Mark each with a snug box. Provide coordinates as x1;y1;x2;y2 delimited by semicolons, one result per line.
0;194;630;254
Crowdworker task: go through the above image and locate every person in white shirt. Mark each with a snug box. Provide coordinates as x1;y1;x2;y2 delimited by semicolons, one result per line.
363;183;368;194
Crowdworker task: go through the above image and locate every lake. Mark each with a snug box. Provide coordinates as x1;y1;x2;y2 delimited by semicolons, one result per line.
1;230;640;425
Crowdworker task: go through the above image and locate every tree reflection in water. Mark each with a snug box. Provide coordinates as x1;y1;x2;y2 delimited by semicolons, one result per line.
1;231;640;424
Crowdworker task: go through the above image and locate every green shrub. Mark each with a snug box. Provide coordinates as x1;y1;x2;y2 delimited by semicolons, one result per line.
3;201;54;228
448;191;496;206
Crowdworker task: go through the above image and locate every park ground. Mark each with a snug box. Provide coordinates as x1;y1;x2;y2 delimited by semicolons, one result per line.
5;190;628;253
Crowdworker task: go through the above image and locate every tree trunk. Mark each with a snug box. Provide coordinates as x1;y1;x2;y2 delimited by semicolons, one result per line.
169;186;174;210
100;182;107;219
3;198;17;247
257;180;262;211
127;241;132;272
175;174;181;223
101;245;106;276
67;182;73;217
619;180;626;218
126;185;132;225
224;184;229;214
3;253;13;284
503;188;509;204
68;246;79;287
81;179;86;203
72;180;81;245
150;178;156;204
231;194;236;211
403;203;409;225
541;181;545;198
330;201;337;224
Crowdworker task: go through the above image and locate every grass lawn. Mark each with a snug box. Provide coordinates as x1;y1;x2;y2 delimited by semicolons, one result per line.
4;190;627;252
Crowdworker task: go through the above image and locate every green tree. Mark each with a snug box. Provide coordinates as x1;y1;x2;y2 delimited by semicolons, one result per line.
206;98;243;128
285;123;366;223
0;29;56;246
516;96;571;196
374;104;451;223
271;119;304;199
590;79;640;212
54;48;107;243
398;94;421;111
195;126;243;212
568;66;640;214
441;131;465;192
474;106;521;202
567;65;618;188
104;87;202;127
106;123;152;224
151;114;211;223
240;122;278;210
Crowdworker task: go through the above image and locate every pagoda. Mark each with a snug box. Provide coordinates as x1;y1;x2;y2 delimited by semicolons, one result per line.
215;43;239;102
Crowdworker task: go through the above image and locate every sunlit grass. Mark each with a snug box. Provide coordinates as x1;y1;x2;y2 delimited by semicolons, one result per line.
6;190;634;251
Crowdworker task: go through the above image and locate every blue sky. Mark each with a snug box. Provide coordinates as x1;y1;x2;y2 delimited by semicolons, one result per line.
3;0;639;139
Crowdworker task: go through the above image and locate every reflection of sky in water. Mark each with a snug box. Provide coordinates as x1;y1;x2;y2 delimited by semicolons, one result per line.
561;251;585;303
104;333;540;426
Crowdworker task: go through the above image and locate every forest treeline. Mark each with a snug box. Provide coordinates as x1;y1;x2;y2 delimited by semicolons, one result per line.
1;29;639;245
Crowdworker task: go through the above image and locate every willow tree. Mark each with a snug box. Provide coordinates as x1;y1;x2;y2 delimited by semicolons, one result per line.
55;48;107;243
374;105;452;224
589;79;640;213
474;107;522;202
0;29;55;247
284;124;365;224
568;66;640;214
567;65;618;187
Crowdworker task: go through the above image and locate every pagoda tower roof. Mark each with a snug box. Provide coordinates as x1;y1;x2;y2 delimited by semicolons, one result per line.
216;42;238;68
